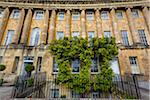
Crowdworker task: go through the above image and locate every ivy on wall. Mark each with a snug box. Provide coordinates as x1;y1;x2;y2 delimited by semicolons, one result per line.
49;37;118;94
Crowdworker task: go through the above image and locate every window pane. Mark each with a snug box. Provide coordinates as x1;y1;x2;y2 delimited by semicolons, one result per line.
101;11;109;20
51;89;59;98
35;11;44;20
72;91;80;98
129;57;140;74
110;58;120;74
58;12;64;20
30;28;40;46
138;30;148;46
86;11;94;20
116;11;123;19
121;30;129;46
12;10;20;18
5;30;14;45
37;57;42;72
56;31;64;40
88;31;95;40
132;10;139;18
104;31;111;38
72;31;79;37
53;57;58;73
72;12;80;20
72;59;80;73
91;58;98;73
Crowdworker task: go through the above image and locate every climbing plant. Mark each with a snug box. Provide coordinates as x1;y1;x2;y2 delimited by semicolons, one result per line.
49;37;118;94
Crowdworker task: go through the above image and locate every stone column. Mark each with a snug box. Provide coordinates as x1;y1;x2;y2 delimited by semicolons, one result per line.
95;9;102;38
142;6;150;32
12;8;25;44
81;9;86;38
110;8;121;44
41;10;49;44
0;7;10;44
48;10;56;43
126;7;140;44
20;9;32;44
65;10;71;37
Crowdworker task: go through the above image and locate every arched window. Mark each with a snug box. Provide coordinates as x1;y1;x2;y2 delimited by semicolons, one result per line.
30;27;40;46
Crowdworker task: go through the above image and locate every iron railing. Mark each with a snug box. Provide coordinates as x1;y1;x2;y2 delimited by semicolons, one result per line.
11;73;149;99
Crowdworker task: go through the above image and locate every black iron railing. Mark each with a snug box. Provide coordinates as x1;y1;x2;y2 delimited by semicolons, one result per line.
11;73;148;99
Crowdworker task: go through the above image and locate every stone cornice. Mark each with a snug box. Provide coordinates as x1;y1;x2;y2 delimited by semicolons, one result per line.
0;0;149;10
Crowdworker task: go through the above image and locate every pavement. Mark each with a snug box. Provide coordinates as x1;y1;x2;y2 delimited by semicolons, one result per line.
0;86;13;100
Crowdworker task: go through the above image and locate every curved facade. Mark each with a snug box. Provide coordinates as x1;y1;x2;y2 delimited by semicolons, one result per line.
0;0;149;78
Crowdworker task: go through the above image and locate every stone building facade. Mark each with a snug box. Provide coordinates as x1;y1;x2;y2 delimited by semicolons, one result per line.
0;0;149;79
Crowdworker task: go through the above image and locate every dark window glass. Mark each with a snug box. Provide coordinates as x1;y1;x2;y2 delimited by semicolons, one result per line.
51;89;59;98
53;57;58;73
37;57;42;72
91;58;98;73
72;59;80;73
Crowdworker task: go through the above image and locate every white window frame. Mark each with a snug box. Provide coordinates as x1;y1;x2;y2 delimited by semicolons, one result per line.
72;12;80;20
5;30;14;45
58;12;64;20
138;29;148;46
110;57;120;75
56;31;64;40
129;57;140;74
121;30;129;46
72;31;79;37
104;31;111;38
12;10;20;19
86;11;94;20
101;11;109;20
34;10;44;20
30;28;41;46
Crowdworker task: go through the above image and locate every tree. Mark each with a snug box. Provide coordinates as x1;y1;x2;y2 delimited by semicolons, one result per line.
25;64;35;77
49;37;118;94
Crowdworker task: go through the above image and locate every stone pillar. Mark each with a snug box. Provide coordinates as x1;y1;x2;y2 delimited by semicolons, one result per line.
41;10;49;44
48;10;56;43
95;9;102;38
110;8;121;44
126;7;140;44
65;10;71;37
81;10;86;38
0;7;10;44
20;9;32;44
12;9;25;44
142;6;150;32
